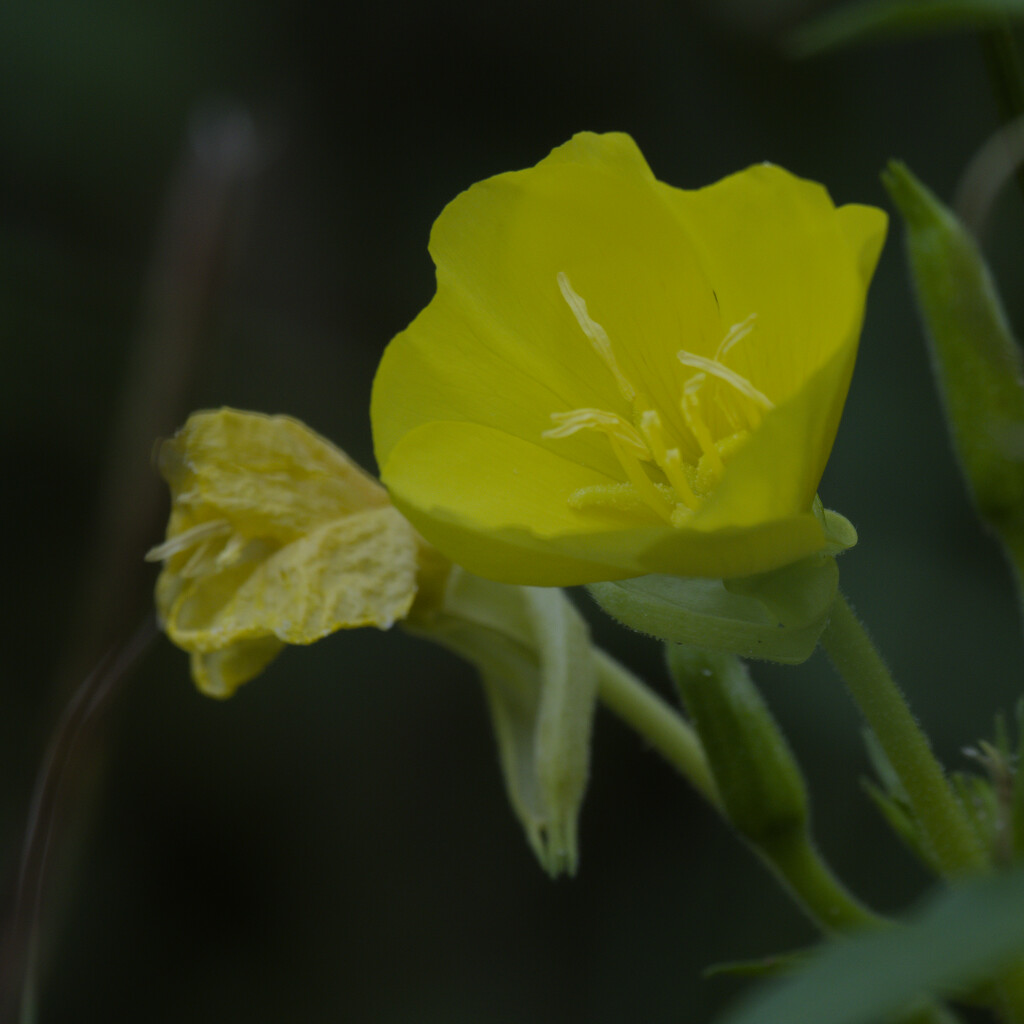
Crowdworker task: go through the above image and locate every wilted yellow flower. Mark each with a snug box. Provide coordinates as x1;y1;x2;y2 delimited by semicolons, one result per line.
147;408;447;698
371;132;886;586
148;409;598;875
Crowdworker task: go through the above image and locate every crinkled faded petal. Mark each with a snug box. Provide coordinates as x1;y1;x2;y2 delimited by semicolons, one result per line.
158;546;271;645
190;637;285;700
165;507;421;651
385;420;826;584
159;409;388;542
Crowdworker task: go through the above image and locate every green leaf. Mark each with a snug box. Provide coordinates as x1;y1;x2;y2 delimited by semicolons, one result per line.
714;868;1024;1024
789;0;1024;57
883;161;1024;606
587;554;838;665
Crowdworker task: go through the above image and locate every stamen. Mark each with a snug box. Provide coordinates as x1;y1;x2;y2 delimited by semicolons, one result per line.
543;408;650;461
680;391;725;479
639;410;700;510
557;272;636;403
676;350;773;411
215;531;249;569
546;277;765;524
181;540;219;578
569;482;651;514
715;313;757;361
145;519;232;562
608;435;675;523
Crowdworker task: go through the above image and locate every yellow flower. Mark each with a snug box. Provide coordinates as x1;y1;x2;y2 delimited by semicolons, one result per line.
147;408;447;698
371;132;887;586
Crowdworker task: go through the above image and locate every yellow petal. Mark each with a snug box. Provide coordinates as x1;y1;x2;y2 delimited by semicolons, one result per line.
662;163;869;408
385;420;826;584
837;202;889;287
190;637;285;700
164;507;421;651
695;311;860;530
372;131;721;478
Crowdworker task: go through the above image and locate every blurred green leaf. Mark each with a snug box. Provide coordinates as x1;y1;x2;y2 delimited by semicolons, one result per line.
789;0;1024;56
715;868;1024;1024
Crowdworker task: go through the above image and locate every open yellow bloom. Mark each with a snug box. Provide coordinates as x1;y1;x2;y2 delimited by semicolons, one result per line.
371;132;887;586
147;409;447;698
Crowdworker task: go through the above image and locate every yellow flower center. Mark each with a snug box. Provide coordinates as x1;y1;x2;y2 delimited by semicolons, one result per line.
542;273;774;525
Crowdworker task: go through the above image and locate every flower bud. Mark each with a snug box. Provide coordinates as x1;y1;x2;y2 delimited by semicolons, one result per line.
884;162;1024;591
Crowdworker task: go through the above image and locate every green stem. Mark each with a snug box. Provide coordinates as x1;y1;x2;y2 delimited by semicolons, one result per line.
593;648;720;809
758;829;883;934
593;649;878;932
595;646;962;1023
820;593;987;877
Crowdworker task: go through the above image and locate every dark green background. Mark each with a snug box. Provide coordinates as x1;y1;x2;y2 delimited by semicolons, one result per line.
2;0;1022;1020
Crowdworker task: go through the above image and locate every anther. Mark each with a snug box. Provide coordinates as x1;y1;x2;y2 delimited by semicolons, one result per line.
639;410;700;510
676;350;773;411
145;519;232;562
557;272;636;404
715;313;757;360
680;390;725;479
543;408;650;461
608;435;676;522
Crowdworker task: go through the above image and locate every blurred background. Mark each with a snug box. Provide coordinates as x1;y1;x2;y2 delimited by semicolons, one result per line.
2;0;1023;1020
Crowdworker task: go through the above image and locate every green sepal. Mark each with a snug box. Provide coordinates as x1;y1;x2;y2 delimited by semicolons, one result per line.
861;728;945;875
863;777;941;874
788;0;1024;57
409;568;597;877
883;161;1024;601
864;711;1024;872
951;770;1003;861
587;552;839;666
667;646;808;847
712;869;1024;1024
